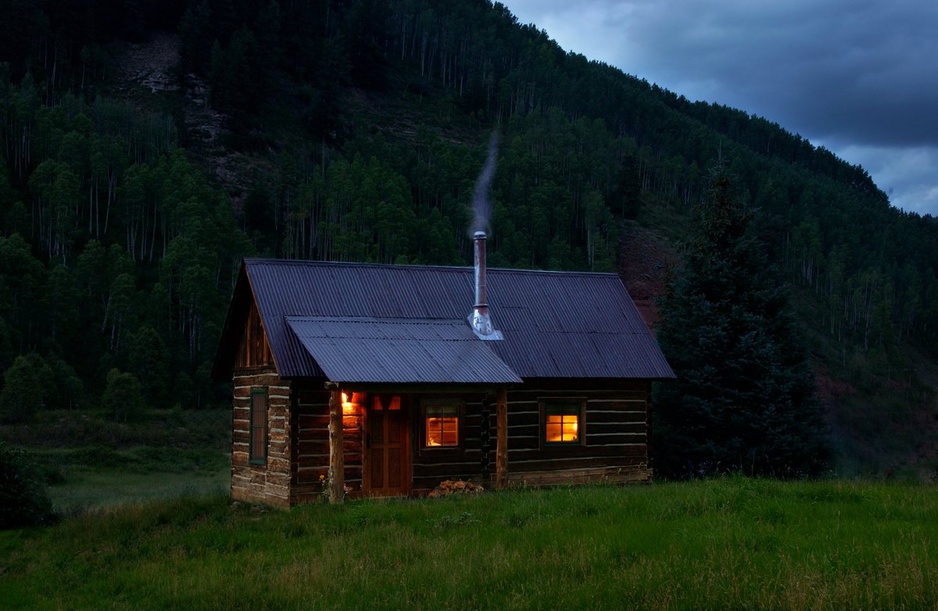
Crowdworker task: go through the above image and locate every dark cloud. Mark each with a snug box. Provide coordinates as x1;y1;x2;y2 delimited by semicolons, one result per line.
502;0;938;215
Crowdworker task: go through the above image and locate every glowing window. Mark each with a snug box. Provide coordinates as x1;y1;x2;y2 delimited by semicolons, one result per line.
373;395;401;411
425;405;459;447
544;402;581;444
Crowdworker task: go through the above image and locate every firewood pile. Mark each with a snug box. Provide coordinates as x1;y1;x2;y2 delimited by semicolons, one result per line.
427;479;484;498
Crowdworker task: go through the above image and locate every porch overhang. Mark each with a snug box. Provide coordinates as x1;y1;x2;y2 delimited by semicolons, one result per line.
285;316;523;385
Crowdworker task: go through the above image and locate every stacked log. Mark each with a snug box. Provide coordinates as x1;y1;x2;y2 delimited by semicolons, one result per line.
427;479;484;498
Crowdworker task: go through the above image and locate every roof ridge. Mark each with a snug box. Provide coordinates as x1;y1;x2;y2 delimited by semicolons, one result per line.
286;315;468;324
243;257;619;277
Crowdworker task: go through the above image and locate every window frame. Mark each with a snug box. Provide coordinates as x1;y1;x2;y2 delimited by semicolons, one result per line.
540;398;586;447
421;401;462;449
249;387;269;465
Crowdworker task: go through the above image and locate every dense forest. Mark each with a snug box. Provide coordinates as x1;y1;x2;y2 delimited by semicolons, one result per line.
0;0;935;475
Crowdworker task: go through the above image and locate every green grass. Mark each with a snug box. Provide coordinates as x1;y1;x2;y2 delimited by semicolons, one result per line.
47;465;229;515
33;443;230;515
1;408;232;515
2;477;936;609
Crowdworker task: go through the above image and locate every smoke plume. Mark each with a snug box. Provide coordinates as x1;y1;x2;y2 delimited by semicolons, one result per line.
470;131;499;235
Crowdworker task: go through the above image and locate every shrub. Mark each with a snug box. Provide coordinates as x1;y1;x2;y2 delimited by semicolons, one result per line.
0;442;56;529
102;368;144;423
0;353;53;424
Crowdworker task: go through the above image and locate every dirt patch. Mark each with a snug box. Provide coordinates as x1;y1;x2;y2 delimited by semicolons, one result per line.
114;31;180;94
815;368;856;406
110;32;247;198
618;223;678;330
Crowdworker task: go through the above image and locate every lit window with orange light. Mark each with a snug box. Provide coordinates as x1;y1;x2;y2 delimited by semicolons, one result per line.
544;402;582;444
425;405;459;447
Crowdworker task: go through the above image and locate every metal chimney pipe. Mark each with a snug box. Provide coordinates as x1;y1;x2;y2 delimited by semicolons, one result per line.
469;231;502;340
474;231;488;314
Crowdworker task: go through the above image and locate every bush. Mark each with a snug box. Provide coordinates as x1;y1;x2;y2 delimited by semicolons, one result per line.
0;353;53;424
102;368;144;423
0;442;56;529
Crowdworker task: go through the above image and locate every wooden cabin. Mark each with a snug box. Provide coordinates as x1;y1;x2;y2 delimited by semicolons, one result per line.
212;236;674;506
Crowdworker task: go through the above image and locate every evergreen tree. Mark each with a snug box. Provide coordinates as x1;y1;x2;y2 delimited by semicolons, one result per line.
654;169;830;478
102;368;144;423
126;325;170;409
610;154;643;220
0;353;53;424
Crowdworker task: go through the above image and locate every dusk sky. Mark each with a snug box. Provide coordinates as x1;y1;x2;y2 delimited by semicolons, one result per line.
500;0;938;217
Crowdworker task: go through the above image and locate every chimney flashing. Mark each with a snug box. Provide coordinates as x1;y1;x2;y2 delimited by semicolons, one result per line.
469;312;504;341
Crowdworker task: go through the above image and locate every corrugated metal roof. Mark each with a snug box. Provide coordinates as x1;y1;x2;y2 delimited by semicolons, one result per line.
285;317;522;384
238;258;675;381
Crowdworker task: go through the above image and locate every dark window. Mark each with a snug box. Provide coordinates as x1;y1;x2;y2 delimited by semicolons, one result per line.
424;404;459;447
250;387;268;464
542;400;584;445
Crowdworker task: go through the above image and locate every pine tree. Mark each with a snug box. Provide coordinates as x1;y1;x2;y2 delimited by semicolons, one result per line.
654;168;830;478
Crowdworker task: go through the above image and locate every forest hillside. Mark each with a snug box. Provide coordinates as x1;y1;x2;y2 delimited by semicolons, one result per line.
0;0;935;477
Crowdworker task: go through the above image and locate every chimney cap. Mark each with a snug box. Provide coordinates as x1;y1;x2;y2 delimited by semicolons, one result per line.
473;230;486;239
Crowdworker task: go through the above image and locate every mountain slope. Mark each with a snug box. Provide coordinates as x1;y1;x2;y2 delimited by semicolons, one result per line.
0;0;935;477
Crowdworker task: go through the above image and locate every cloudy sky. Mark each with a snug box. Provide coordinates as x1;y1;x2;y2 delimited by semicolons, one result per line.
500;0;938;217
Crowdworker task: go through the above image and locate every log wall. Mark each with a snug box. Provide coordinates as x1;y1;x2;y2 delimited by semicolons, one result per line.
230;377;652;506
410;381;653;493
503;380;653;487
411;395;494;494
230;368;293;507
291;389;494;499
292;385;365;504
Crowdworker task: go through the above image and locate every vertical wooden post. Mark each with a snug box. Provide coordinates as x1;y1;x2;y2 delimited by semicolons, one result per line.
645;384;653;470
495;387;508;490
328;389;345;504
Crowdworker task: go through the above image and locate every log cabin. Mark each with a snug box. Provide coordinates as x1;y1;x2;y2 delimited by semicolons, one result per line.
212;233;674;506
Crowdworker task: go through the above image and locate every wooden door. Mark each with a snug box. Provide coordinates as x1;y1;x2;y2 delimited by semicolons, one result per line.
366;395;410;496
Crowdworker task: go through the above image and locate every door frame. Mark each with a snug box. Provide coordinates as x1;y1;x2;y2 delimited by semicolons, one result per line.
361;394;412;496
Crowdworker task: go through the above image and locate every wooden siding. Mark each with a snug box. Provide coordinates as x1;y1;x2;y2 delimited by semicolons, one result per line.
412;396;494;494
504;381;653;487
291;389;494;499
410;382;653;493
292;385;365;504
232;377;652;506
231;369;292;507
237;300;273;369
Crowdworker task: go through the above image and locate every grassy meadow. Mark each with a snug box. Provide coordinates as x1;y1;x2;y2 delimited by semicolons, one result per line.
0;409;231;514
1;477;936;610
